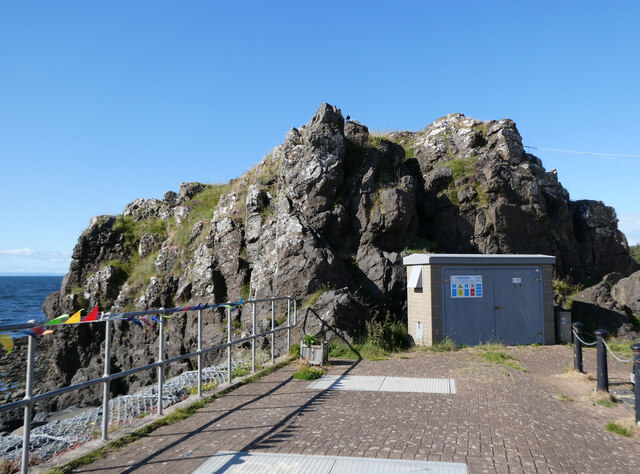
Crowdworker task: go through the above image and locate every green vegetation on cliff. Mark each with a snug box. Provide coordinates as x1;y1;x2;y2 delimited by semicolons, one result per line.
553;276;584;310
631;244;640;264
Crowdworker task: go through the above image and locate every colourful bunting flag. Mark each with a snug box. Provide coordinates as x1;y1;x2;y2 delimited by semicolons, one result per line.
182;305;191;312
126;317;143;328
45;314;69;325
150;316;162;323
0;334;13;354
82;305;99;322
64;310;82;324
43;330;54;336
20;327;44;337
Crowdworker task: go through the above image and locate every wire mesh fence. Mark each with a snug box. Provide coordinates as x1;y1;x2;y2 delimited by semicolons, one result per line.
0;349;270;465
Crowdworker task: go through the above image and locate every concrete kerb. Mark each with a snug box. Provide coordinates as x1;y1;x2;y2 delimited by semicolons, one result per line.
34;354;296;474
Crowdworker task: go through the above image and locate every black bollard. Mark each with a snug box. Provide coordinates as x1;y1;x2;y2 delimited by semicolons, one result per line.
595;329;609;392
572;322;584;373
632;343;640;426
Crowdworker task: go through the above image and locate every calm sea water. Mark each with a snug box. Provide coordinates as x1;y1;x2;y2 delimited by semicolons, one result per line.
0;276;63;327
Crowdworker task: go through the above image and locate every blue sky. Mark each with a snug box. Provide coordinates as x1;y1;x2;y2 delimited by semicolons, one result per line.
1;1;639;274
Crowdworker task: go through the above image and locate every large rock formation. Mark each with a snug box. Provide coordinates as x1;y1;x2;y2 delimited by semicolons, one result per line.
572;270;640;337
34;104;637;411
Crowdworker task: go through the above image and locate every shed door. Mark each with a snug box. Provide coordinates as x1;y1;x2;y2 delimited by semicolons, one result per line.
443;268;496;345
443;266;544;346
493;268;543;345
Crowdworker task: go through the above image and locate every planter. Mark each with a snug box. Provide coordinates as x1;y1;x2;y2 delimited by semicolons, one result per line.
300;341;328;366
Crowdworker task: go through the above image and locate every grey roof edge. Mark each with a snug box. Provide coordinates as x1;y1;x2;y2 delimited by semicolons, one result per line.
403;253;556;266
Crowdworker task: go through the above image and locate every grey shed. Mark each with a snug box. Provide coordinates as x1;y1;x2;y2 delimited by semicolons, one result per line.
403;254;556;346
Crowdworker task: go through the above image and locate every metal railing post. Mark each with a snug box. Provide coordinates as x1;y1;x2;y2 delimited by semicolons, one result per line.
251;302;256;373
101;315;111;441
572;322;584;373
197;309;203;398
287;298;291;353
271;299;275;364
20;331;35;474
0;296;307;470
595;329;609;393
157;314;165;416
632;343;640;426
227;306;232;383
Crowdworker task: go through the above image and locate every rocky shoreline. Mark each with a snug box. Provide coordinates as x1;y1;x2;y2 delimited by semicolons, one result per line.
0;337;51;434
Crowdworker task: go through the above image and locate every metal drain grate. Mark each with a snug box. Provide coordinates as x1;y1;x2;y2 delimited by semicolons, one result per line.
306;375;456;394
192;451;468;473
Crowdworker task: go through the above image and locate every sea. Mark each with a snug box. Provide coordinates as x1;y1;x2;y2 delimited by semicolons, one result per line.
0;276;63;327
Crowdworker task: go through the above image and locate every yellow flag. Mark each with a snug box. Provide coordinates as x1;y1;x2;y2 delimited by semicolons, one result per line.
65;310;82;324
0;334;13;354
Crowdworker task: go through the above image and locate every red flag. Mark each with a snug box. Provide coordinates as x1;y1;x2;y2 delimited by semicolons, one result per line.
32;326;44;337
82;305;99;322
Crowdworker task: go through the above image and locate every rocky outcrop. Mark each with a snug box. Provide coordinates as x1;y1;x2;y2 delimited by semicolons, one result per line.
402;113;636;280
612;271;640;315
35;104;637;412
572;270;640;337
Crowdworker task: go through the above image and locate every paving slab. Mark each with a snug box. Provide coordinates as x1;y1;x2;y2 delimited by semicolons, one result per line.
61;345;640;474
307;375;456;394
192;450;468;473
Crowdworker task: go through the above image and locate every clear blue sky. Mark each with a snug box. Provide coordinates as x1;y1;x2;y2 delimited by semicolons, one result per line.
1;1;639;274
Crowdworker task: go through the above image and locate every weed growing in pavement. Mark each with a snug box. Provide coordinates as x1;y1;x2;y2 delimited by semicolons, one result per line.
553;394;573;402
292;361;325;380
413;336;462;352
596;398;617;408
478;349;525;371
606;422;630;437
231;366;250;378
289;343;300;357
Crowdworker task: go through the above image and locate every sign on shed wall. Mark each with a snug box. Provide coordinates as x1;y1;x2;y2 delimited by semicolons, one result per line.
450;275;483;298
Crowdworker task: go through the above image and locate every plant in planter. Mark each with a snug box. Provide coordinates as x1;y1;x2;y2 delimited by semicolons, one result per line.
300;333;328;366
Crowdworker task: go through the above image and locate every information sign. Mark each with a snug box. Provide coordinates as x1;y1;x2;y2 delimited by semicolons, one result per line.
450;275;483;298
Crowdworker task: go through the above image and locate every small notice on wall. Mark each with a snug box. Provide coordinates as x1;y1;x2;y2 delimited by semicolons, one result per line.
451;275;483;298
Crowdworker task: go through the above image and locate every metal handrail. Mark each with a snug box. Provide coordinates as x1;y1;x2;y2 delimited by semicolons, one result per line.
0;296;298;473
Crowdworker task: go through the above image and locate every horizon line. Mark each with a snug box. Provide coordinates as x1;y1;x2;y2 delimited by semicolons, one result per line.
0;272;65;277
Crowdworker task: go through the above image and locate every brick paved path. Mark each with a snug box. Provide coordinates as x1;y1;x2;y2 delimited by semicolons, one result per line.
64;345;640;473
